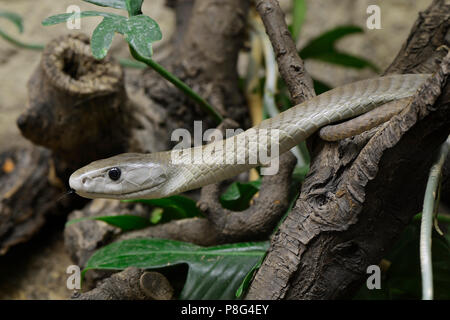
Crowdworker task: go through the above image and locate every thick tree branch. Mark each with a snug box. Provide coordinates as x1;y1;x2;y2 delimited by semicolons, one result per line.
246;0;450;299
197;151;297;242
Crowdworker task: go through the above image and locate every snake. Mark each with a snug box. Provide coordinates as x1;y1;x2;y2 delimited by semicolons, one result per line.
69;74;429;200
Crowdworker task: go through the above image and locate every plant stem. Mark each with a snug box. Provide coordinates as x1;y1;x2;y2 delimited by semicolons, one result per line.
130;47;223;125
420;135;450;300
0;29;44;50
118;58;146;69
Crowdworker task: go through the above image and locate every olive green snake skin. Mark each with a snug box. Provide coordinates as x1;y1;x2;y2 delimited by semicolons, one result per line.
69;74;429;200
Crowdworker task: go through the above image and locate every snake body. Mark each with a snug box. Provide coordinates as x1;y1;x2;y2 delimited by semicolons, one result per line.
69;74;429;200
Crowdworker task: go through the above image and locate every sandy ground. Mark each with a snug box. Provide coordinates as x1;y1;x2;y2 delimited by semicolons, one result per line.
0;0;430;299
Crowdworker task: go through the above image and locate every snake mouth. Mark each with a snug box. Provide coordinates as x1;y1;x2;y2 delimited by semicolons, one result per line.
72;182;166;200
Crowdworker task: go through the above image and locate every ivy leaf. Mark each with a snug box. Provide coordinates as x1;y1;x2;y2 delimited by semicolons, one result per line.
84;238;269;299
82;0;127;9
119;15;162;58
91;18;118;59
0;10;24;33
66;214;151;231
42;11;123;26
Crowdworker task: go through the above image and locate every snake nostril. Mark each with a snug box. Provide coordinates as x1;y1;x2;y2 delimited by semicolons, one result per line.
82;177;87;185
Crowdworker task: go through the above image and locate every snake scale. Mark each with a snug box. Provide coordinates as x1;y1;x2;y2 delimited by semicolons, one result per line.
69;74;429;200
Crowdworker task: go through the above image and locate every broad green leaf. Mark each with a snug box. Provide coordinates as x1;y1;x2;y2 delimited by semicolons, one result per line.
0;10;23;33
82;0;127;9
124;195;203;222
299;25;379;72
291;0;306;42
84;238;270;299
300;25;364;58
311;52;379;71
42;11;124;26
91;18;118;59
66;214;151;231
125;0;143;16
220;180;261;211
235;254;265;298
119;15;162;58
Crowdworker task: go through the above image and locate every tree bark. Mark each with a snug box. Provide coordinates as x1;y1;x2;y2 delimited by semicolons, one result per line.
246;0;450;299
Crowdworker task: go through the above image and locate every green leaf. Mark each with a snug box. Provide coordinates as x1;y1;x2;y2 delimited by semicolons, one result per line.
300;25;364;58
220;180;261;211
299;25;379;72
66;214;151;231
84;238;270;299
312;52;379;71
91;18;118;59
125;0;143;16
119;15;162;58
291;0;306;42
0;10;24;33
235;254;265;298
82;0;127;9
292;165;310;184
124;195;203;223
42;11;124;26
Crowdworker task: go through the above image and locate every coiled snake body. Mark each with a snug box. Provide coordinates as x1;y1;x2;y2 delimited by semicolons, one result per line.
69;74;429;200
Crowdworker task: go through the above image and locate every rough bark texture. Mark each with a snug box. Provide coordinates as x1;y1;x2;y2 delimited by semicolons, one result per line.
73;267;174;300
17;34;130;168
246;0;450;300
0;147;77;255
255;0;315;105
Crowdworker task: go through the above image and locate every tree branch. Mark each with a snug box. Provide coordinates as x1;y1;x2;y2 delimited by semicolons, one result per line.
255;0;315;104
246;0;450;299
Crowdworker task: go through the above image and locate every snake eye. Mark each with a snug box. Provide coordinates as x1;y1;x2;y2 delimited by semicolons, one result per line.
108;167;121;181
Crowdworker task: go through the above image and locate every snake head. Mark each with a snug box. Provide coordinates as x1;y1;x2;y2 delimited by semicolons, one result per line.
69;153;169;200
